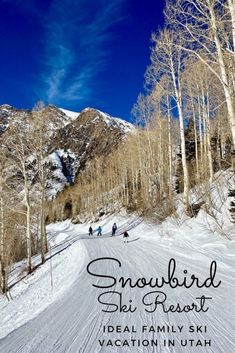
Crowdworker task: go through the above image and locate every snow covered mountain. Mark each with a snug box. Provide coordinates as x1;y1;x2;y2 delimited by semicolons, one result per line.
46;108;134;198
59;108;80;120
0;104;134;199
59;107;133;134
0;104;72;136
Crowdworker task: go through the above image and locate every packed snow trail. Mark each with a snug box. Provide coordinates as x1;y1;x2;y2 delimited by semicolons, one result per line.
0;218;234;353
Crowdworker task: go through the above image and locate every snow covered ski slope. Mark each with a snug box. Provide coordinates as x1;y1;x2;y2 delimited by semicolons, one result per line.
0;212;234;353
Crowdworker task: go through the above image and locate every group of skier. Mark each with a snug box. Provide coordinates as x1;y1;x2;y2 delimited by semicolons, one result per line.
88;222;129;241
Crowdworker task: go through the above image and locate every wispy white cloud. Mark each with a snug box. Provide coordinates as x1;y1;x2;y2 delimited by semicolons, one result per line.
38;0;124;106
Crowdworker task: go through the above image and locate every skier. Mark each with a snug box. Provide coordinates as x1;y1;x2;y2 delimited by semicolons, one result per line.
123;231;129;243
112;222;117;236
97;226;102;236
89;226;93;236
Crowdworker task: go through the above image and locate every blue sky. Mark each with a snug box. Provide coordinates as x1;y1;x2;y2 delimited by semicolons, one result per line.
0;0;164;121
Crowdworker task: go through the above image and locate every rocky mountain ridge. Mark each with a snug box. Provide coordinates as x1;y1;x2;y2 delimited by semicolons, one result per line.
0;104;134;199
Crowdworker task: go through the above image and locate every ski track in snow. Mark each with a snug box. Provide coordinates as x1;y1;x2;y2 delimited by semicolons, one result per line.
0;215;234;353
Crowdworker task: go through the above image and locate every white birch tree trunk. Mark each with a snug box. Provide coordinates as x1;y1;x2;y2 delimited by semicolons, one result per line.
0;177;6;292
208;0;235;149
170;58;190;209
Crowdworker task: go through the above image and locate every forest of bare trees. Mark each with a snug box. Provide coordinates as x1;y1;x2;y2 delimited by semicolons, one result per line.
47;0;234;221
0;104;52;294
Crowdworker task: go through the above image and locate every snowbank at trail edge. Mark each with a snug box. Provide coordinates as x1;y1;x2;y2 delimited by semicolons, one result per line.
0;222;87;339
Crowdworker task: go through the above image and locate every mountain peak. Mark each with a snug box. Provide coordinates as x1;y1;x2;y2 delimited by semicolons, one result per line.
59;108;80;120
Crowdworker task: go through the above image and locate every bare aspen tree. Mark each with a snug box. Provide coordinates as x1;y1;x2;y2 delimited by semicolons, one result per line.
187;78;200;181
132;93;158;202
146;29;190;210
8;119;33;274
32;101;48;264
226;0;235;51
0;136;32;292
166;93;173;198
0;149;8;293
166;0;235;152
152;79;174;199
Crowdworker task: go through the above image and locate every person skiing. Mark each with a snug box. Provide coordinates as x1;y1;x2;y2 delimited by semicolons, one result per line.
112;222;117;236
97;226;102;236
123;231;129;243
89;226;93;236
